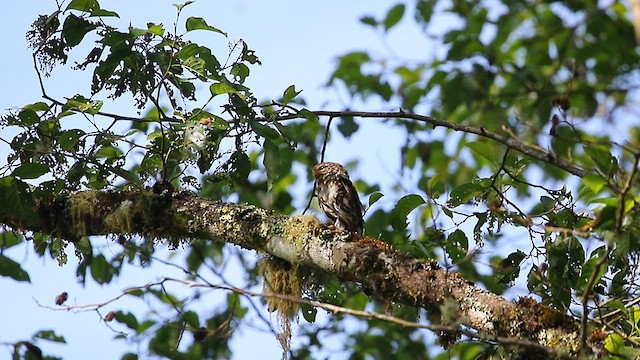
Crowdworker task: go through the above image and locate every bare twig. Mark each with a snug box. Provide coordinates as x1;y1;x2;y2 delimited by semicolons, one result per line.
40;276;576;359
261;109;613;193
31;53;181;124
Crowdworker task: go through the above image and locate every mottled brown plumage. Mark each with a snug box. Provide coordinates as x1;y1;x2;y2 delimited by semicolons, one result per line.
312;162;364;235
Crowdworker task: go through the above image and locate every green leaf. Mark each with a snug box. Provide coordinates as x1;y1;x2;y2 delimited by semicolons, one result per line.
529;195;557;217
183;310;200;328
34;330;66;343
90;254;113;284
0;231;23;249
17;341;42;360
210;115;230;130
546;236;584;308
147;23;164;36
582;174;607;194
584;146;618;175
0;254;31;282
185;17;226;36
263;139;293;191
173;1;195;11
22;102;50;112
448;183;484;207
383;4;405;31
18;109;40;126
63;14;97;47
473;212;487;244
66;0;118;16
282;85;302;103
90;8;119;17
576;247;607;293
368;192;384;206
605;333;624;354
251;121;281;140
66;0;99;11
64;96;103;114
59;129;86;152
389;194;426;230
360;16;378;27
137;319;156;334
12;162;49;179
125;288;145;297
115;311;139;330
96;145;123;160
467;141;500;166
415;0;434;24
231;63;250;82
209;83;237;96
297;108;319;122
495;250;525;285
301;304;317;323
337;117;359;138
445;229;468;262
0;176;36;226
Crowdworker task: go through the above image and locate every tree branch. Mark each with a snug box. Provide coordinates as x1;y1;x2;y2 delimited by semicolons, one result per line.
267;109;621;194
4;189;595;356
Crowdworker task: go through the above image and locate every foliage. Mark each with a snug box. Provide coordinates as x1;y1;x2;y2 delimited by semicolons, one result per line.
3;0;640;358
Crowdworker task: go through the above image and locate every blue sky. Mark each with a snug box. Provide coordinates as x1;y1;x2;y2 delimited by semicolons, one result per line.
0;1;430;359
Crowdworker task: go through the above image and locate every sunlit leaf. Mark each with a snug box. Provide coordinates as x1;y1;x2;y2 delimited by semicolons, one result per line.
604;333;624;354
467;141;500;167
582;174;607;194
185;16;226;35
209;83;237;96
0;231;23;249
22;102;50;112
282;85;302;103
448;183;484;207
298;108;319;122
584;146;618;175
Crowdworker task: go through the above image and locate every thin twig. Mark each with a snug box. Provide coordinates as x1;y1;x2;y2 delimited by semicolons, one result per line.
303;117;335;215
40;276;576;359
261;109;612;193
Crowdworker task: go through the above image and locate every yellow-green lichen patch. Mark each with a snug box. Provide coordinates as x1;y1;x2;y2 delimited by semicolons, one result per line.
69;190;99;237
104;199;134;234
258;256;301;356
282;215;320;262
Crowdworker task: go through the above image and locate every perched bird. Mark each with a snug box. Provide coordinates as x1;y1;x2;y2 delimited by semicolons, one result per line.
312;162;364;235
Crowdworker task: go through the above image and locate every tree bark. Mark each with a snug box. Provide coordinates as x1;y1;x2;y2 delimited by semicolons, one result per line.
6;189;594;357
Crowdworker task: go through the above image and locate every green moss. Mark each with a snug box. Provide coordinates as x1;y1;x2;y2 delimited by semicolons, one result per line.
69;191;99;237
104;199;134;233
259;256;301;357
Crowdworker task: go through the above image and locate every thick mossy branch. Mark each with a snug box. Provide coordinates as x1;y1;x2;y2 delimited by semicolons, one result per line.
13;189;585;355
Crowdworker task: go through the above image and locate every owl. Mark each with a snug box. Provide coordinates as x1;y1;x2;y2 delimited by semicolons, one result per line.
312;162;364;235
